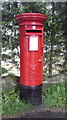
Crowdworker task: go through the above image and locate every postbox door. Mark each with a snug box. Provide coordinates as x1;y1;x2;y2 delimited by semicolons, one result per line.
28;35;43;86
20;27;44;86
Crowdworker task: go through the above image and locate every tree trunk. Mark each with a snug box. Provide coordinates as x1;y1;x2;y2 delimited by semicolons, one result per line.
14;2;18;8
49;2;55;76
63;2;67;72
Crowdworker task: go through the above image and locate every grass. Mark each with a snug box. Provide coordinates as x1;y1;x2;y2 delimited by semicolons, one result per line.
42;82;66;107
2;88;32;116
2;82;66;116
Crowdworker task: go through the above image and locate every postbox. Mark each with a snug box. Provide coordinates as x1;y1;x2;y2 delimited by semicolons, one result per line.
15;13;47;104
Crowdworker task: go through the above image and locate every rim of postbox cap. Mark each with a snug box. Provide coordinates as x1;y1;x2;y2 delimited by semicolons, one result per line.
15;13;47;22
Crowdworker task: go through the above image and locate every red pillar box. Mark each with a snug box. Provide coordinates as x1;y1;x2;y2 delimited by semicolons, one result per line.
15;13;47;104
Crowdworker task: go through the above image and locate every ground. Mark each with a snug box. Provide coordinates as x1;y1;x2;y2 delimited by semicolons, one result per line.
2;73;66;119
2;104;66;119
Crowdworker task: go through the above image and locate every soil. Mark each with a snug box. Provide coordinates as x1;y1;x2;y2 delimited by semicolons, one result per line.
2;104;66;119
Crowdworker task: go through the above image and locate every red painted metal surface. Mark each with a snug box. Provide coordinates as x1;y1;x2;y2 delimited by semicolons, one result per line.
15;13;47;86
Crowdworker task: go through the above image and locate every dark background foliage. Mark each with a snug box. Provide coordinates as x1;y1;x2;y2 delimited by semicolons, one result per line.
1;2;67;76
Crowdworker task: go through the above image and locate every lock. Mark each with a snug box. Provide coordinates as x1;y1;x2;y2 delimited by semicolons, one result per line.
38;59;45;62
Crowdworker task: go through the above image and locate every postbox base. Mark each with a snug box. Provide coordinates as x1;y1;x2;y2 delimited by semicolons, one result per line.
19;84;42;104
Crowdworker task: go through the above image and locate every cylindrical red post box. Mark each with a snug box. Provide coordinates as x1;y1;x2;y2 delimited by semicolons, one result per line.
15;13;47;104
